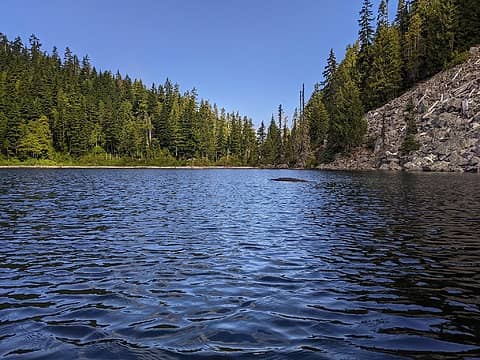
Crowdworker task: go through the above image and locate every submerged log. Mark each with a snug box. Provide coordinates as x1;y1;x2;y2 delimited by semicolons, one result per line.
271;177;308;183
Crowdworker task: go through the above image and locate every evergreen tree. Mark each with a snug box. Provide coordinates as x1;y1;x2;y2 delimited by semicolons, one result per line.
322;48;337;105
328;44;366;153
177;89;197;158
395;0;409;36
242;118;257;165
395;0;410;89
365;2;403;109
358;0;375;50
293;107;311;167
256;121;266;164
305;84;329;149
404;7;424;85
264;115;281;165
277;104;286;161
357;0;375;109
377;0;389;30
419;0;457;78
215;109;228;161
322;49;337;86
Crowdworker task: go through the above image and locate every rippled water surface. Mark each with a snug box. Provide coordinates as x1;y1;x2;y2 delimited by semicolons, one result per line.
1;169;479;359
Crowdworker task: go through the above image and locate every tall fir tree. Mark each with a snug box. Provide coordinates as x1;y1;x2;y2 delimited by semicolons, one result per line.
328;44;366;153
264;115;281;166
365;0;403;109
322;49;338;105
305;84;329;149
358;0;375;51
357;0;375;109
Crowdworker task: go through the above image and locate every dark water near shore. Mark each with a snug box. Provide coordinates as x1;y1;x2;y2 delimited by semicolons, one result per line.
0;169;479;359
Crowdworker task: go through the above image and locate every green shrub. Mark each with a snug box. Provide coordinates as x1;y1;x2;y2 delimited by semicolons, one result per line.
445;51;471;70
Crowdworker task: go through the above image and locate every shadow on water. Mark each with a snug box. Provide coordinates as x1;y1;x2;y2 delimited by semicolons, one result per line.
0;169;479;359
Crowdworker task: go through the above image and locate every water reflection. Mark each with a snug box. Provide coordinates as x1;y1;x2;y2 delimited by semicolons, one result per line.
0;169;479;359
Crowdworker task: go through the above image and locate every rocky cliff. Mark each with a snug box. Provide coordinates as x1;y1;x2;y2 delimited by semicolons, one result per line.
320;46;480;172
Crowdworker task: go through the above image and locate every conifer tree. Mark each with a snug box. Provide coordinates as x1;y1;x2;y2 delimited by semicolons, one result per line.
242;118;257;165
264;115;281;165
256;121;266;164
404;7;424;85
395;0;410;89
305;84;329;149
322;49;337;105
358;0;375;51
357;0;375;109
328;44;366;153
395;0;409;36
365;1;403;109
293;107;311;167
215;109;227;161
377;0;389;30
423;0;457;76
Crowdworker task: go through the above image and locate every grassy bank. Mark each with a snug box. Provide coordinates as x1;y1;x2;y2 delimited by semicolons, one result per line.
0;154;260;168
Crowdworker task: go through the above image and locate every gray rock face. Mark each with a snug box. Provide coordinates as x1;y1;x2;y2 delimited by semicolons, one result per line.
323;46;480;173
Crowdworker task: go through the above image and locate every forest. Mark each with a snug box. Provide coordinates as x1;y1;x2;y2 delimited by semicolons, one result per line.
1;0;479;167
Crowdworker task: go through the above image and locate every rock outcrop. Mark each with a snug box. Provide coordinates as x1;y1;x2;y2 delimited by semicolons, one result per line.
320;46;480;173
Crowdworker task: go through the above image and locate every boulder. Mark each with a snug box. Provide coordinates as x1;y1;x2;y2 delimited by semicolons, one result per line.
470;46;480;56
404;161;423;171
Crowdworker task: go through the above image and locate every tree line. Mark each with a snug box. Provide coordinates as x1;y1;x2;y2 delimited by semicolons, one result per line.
0;34;257;165
1;0;478;166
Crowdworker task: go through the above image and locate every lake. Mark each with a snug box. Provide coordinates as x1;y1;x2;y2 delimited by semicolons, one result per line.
0;169;479;359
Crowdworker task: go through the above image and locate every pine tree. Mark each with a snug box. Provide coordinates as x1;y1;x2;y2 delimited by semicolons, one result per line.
367;25;403;109
277;104;285;161
377;0;389;30
358;0;375;51
395;0;410;89
419;0;457;78
404;8;424;85
264;115;281;166
365;1;402;109
277;104;283;130
395;0;409;35
215;108;228;161
168;96;181;158
242;118;257;165
322;49;337;87
227;112;242;158
322;49;337;106
357;0;375;109
293;107;311;167
256;120;266;164
328;44;366;153
305;84;329;149
177;90;197;158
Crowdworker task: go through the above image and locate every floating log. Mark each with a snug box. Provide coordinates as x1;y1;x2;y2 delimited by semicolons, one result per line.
271;177;308;183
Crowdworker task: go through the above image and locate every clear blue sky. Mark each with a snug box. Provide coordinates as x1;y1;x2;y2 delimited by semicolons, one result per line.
2;0;395;126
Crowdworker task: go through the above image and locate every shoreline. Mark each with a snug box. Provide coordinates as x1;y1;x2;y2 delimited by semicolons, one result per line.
0;165;263;170
0;165;477;173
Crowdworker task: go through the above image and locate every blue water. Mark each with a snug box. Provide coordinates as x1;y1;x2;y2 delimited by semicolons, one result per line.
0;169;479;359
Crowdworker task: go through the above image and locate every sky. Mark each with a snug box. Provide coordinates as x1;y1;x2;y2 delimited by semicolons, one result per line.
2;0;396;126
